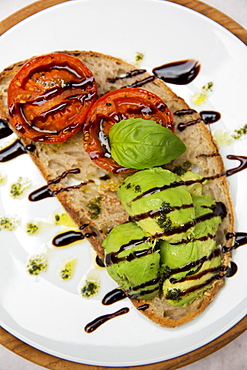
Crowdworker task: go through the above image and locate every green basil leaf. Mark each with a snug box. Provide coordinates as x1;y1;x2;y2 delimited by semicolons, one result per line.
109;117;186;169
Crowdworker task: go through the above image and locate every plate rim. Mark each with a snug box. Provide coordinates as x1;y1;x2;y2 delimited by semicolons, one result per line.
0;0;247;44
0;0;246;369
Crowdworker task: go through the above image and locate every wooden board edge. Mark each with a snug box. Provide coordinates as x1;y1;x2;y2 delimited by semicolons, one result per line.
166;0;247;44
0;0;69;36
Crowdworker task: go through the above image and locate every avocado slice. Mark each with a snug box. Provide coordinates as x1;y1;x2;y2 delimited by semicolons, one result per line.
180;170;206;196
118;168;195;243
102;222;160;300
162;250;221;306
160;193;224;306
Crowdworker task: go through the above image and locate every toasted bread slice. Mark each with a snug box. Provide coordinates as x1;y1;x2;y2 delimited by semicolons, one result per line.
0;50;234;327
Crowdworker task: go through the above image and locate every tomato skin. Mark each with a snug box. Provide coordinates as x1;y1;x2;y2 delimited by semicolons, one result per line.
83;88;174;174
8;53;97;143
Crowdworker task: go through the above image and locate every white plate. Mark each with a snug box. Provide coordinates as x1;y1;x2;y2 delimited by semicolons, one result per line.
0;0;247;367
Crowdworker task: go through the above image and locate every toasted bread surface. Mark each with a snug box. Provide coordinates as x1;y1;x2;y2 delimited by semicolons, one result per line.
0;50;234;327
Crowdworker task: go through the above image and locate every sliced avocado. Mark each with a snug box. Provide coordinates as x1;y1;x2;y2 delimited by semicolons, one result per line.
180;171;205;196
102;222;160;300
118;168;195;243
160;239;199;280
160;193;224;306
162;248;221;306
192;194;223;254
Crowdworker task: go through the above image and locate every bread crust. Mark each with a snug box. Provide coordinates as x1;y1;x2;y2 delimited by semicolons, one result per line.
0;50;234;327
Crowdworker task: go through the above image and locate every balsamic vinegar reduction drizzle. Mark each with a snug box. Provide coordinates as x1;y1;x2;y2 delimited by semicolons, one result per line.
137;304;149;311
171;249;221;275
0;138;36;162
222;232;247;253
174;110;221;131
170;265;222;284
118;59;201;89
52;230;84;247
52;229;97;247
47;168;80;185
127;278;160;299
28;184;53;202
105;237;152;266
122;75;155;89
25;143;36;152
174;109;197;116
102;288;127;305
225;155;247;177
0;139;26;162
166;274;221;300
28;179;92;201
106;246;155;266
95;255;105;267
28;168;94;202
79;223;89;230
107;69;147;83
0;119;13;139
84;307;129;333
131;203;193;222
167;257;239;299
85;288;149;333
152;59;201;85
177;118;202;132
174;111;202;132
225;262;238;278
200;111;221;124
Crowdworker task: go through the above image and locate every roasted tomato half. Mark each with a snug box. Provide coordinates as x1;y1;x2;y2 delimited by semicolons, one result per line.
8;53;97;143
83;88;174;173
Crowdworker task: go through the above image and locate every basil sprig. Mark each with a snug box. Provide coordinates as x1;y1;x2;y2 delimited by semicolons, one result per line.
109;117;186;170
